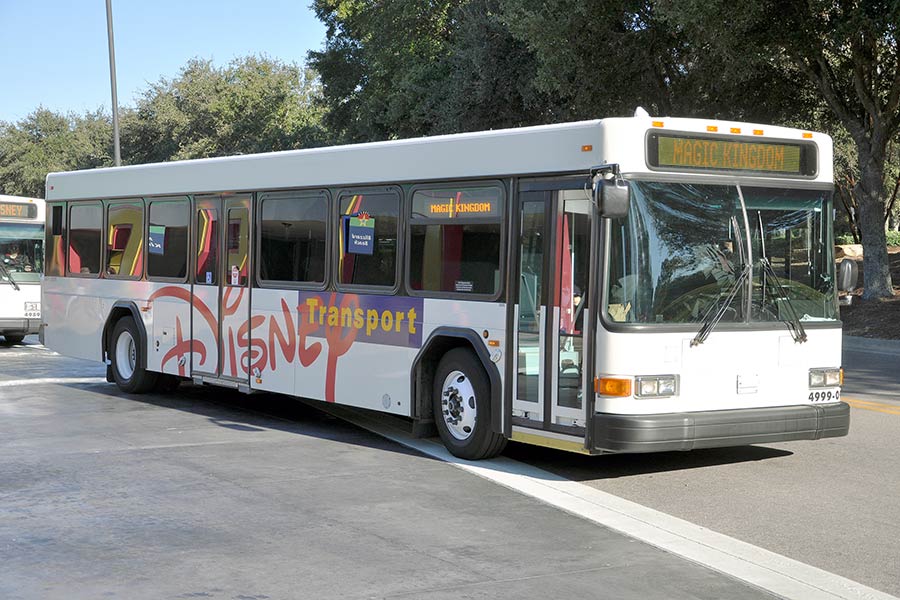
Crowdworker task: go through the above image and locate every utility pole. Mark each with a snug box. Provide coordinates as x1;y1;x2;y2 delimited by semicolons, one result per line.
105;0;122;166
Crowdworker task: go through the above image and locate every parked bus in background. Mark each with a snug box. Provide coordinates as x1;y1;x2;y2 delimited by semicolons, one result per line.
0;195;44;345
41;112;848;459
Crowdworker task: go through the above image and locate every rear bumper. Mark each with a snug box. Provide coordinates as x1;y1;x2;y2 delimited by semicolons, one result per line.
0;318;40;336
593;402;850;453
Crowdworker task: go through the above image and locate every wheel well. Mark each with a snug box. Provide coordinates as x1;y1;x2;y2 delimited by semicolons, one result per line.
412;330;502;435
102;304;147;368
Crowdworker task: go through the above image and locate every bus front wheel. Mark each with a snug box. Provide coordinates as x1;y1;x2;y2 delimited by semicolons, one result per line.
110;317;158;394
433;348;506;460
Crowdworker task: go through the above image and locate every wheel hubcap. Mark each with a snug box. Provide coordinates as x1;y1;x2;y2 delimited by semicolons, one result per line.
441;370;477;441
115;330;136;381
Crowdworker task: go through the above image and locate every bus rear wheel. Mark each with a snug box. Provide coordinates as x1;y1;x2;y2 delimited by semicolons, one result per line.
110;317;158;394
433;348;506;460
3;335;24;345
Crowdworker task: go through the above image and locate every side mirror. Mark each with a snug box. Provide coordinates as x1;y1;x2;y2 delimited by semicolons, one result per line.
593;177;630;219
837;257;859;292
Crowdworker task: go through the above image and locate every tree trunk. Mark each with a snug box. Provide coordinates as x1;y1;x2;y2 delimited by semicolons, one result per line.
855;147;894;299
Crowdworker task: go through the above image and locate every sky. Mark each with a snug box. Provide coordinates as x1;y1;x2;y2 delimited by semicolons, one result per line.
0;1;327;123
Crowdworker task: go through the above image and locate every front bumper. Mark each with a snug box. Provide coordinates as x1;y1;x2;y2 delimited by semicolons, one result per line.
0;318;40;336
593;402;850;453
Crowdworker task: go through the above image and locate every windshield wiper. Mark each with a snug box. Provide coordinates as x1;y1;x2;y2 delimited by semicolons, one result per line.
0;261;20;291
758;257;808;343
691;262;752;347
754;211;807;343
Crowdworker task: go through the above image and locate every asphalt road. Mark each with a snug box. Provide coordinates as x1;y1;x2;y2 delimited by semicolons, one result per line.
1;335;896;598
507;337;900;597
0;338;774;600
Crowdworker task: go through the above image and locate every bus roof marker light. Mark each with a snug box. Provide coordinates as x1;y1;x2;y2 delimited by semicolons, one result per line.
730;127;741;134
652;121;665;128
753;129;764;135
707;125;718;132
803;132;814;139
581;145;593;152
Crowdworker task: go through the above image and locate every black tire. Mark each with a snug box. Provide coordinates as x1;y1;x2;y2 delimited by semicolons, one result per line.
3;335;25;345
432;347;507;460
110;316;158;393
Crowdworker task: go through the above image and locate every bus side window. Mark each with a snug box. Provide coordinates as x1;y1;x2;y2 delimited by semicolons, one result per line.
106;201;144;278
195;208;219;285
338;191;399;289
68;203;102;276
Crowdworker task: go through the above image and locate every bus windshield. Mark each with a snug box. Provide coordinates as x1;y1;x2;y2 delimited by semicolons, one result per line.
605;181;837;326
0;222;44;284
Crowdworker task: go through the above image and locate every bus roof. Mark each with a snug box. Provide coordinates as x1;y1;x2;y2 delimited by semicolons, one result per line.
45;116;832;201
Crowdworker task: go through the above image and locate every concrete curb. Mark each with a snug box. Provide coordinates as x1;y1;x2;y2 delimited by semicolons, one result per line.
843;334;900;355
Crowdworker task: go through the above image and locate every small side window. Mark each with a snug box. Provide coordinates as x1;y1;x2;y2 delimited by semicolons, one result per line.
195;208;219;285
68;203;102;276
46;204;66;277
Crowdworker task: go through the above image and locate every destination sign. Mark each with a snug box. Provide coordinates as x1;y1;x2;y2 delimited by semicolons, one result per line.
412;187;502;219
0;202;37;219
647;133;817;176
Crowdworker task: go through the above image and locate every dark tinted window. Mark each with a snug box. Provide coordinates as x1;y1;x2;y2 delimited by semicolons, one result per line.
259;192;327;284
409;186;503;295
147;198;189;279
338;191;399;288
68;203;102;275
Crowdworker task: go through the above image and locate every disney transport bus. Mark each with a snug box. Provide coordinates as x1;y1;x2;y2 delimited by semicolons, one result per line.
42;114;849;459
0;195;43;344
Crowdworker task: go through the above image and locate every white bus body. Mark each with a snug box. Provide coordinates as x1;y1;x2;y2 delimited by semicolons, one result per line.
43;115;848;458
0;195;44;343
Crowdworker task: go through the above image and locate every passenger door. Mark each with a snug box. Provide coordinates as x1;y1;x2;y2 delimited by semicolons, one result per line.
512;178;594;437
191;193;252;383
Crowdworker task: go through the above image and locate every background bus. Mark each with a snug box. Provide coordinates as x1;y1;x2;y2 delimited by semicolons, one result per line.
42;114;848;459
0;195;43;344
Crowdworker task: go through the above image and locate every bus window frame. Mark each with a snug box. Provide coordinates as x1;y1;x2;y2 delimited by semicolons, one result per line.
333;185;404;296
405;180;506;302
66;200;104;279
146;196;191;284
255;188;331;292
104;198;145;281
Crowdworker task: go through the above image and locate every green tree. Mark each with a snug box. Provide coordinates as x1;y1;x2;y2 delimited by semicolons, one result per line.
0;108;112;198
122;55;329;163
659;0;900;298
309;0;552;141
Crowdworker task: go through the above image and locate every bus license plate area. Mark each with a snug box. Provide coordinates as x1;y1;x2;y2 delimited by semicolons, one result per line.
24;302;40;318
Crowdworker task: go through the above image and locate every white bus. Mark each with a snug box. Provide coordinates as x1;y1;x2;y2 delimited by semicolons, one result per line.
0;195;43;344
42;114;848;459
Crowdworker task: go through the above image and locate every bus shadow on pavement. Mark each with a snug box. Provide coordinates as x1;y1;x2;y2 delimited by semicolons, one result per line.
503;442;793;480
61;379;432;460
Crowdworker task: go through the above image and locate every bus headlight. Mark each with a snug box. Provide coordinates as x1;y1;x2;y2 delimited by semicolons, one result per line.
635;375;678;398
809;368;841;388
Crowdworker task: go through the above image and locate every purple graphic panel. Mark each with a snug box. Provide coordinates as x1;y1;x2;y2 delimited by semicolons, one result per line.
298;291;424;348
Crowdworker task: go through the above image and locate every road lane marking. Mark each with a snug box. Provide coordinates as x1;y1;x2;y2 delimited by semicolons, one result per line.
0;376;108;388
316;403;896;600
843;397;900;415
